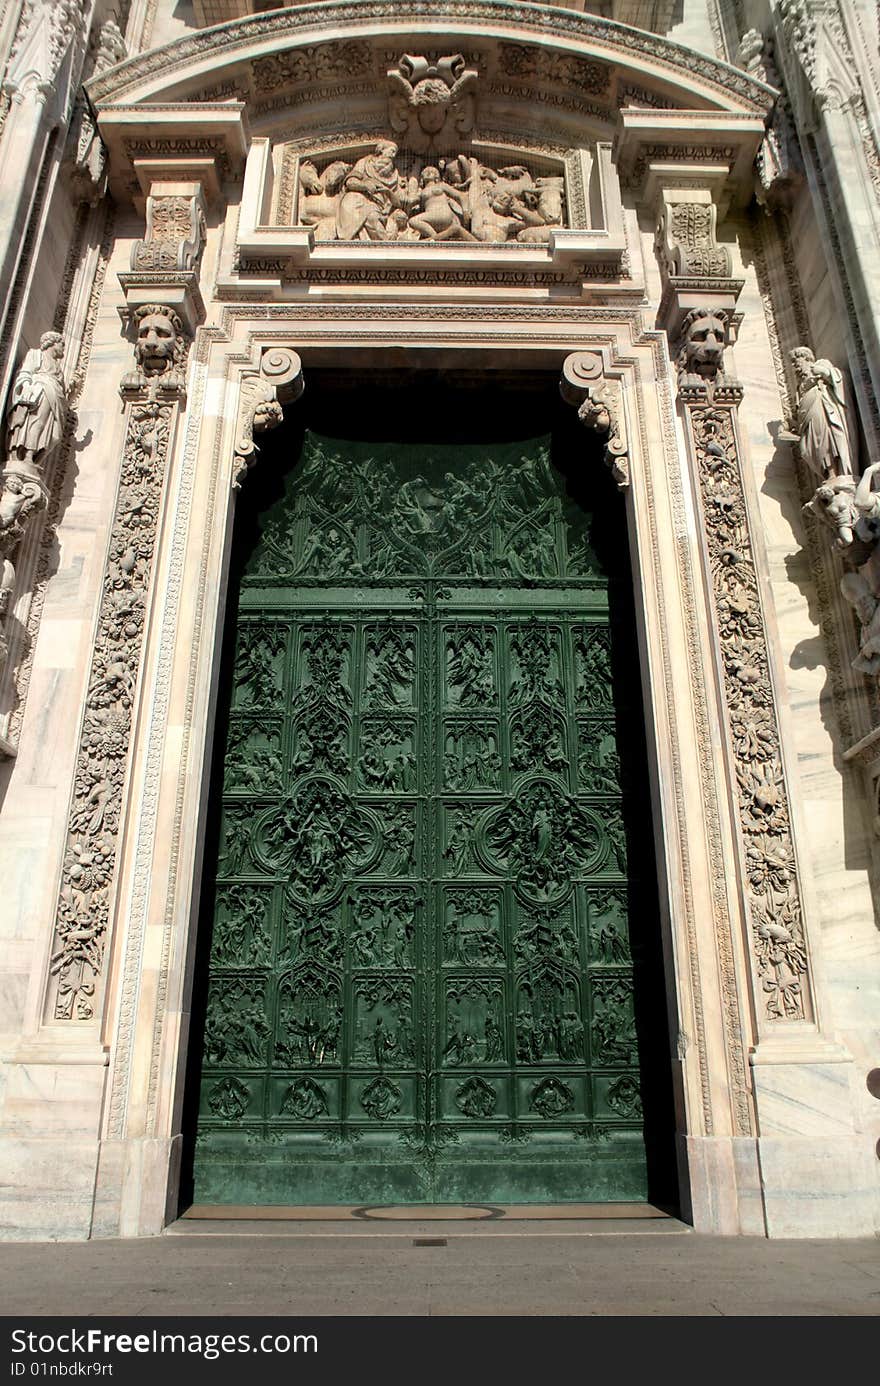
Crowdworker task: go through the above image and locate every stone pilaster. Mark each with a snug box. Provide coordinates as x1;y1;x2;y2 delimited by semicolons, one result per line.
44;308;190;1025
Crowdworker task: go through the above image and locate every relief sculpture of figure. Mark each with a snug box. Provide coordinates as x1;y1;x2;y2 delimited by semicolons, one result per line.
841;569;880;676
409;166;476;240
336;141;413;242
785;347;855;482
4;331;68;476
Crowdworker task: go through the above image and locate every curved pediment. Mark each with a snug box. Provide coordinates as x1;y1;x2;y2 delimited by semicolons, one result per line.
89;1;775;123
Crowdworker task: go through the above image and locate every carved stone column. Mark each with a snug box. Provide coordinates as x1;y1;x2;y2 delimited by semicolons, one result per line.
672;327;818;1028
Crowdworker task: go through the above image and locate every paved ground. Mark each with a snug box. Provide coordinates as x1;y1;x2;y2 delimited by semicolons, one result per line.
0;1220;878;1315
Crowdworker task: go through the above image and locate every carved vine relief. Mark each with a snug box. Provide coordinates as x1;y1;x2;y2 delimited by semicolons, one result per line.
677;313;812;1022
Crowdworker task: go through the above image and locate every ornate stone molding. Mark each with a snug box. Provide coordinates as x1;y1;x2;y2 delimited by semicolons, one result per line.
4;0;85;105
63;19;128;206
735;27;803;209
232;346;304;489
44;313;191;1022
673;314;815;1025
86;3;777;113
559;350;629;490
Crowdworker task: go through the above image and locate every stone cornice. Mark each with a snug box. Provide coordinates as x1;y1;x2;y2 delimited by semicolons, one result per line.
87;1;776;114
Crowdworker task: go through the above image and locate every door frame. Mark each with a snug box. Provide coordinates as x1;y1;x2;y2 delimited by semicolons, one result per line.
93;304;762;1235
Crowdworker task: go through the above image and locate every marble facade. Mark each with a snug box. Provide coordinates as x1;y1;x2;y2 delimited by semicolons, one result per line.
0;0;878;1240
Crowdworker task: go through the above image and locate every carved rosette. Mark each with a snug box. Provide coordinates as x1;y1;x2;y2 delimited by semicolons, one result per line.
45;320;191;1021
682;388;813;1023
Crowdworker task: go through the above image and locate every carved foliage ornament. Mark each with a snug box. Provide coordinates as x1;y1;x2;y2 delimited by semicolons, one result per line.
658;200;732;281
131;188;206;276
678;331;811;1022
47;317;190;1021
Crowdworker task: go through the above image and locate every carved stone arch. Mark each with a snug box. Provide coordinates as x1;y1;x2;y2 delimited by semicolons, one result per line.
88;1;776;114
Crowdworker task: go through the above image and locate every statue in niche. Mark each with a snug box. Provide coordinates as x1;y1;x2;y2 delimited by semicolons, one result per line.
296;146;565;245
4;332;68;477
387;53;478;152
677;308;729;390
785;347;855;482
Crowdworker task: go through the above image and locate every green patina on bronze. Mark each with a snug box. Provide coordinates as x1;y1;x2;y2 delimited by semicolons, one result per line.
192;427;651;1204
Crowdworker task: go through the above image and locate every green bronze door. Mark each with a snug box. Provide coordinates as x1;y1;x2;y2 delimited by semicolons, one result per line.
191;401;660;1206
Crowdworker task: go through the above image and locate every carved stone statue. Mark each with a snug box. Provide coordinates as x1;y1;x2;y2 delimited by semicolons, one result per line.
387;53;478;152
0;332;64;676
335;142;412;241
677;308;729;390
786;347;855;482
803;476;859;549
134;305;184;377
4;331;68;477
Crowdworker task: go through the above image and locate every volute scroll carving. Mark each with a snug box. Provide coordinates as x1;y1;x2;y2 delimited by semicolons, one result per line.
560;351;629;490
232;347;304;490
